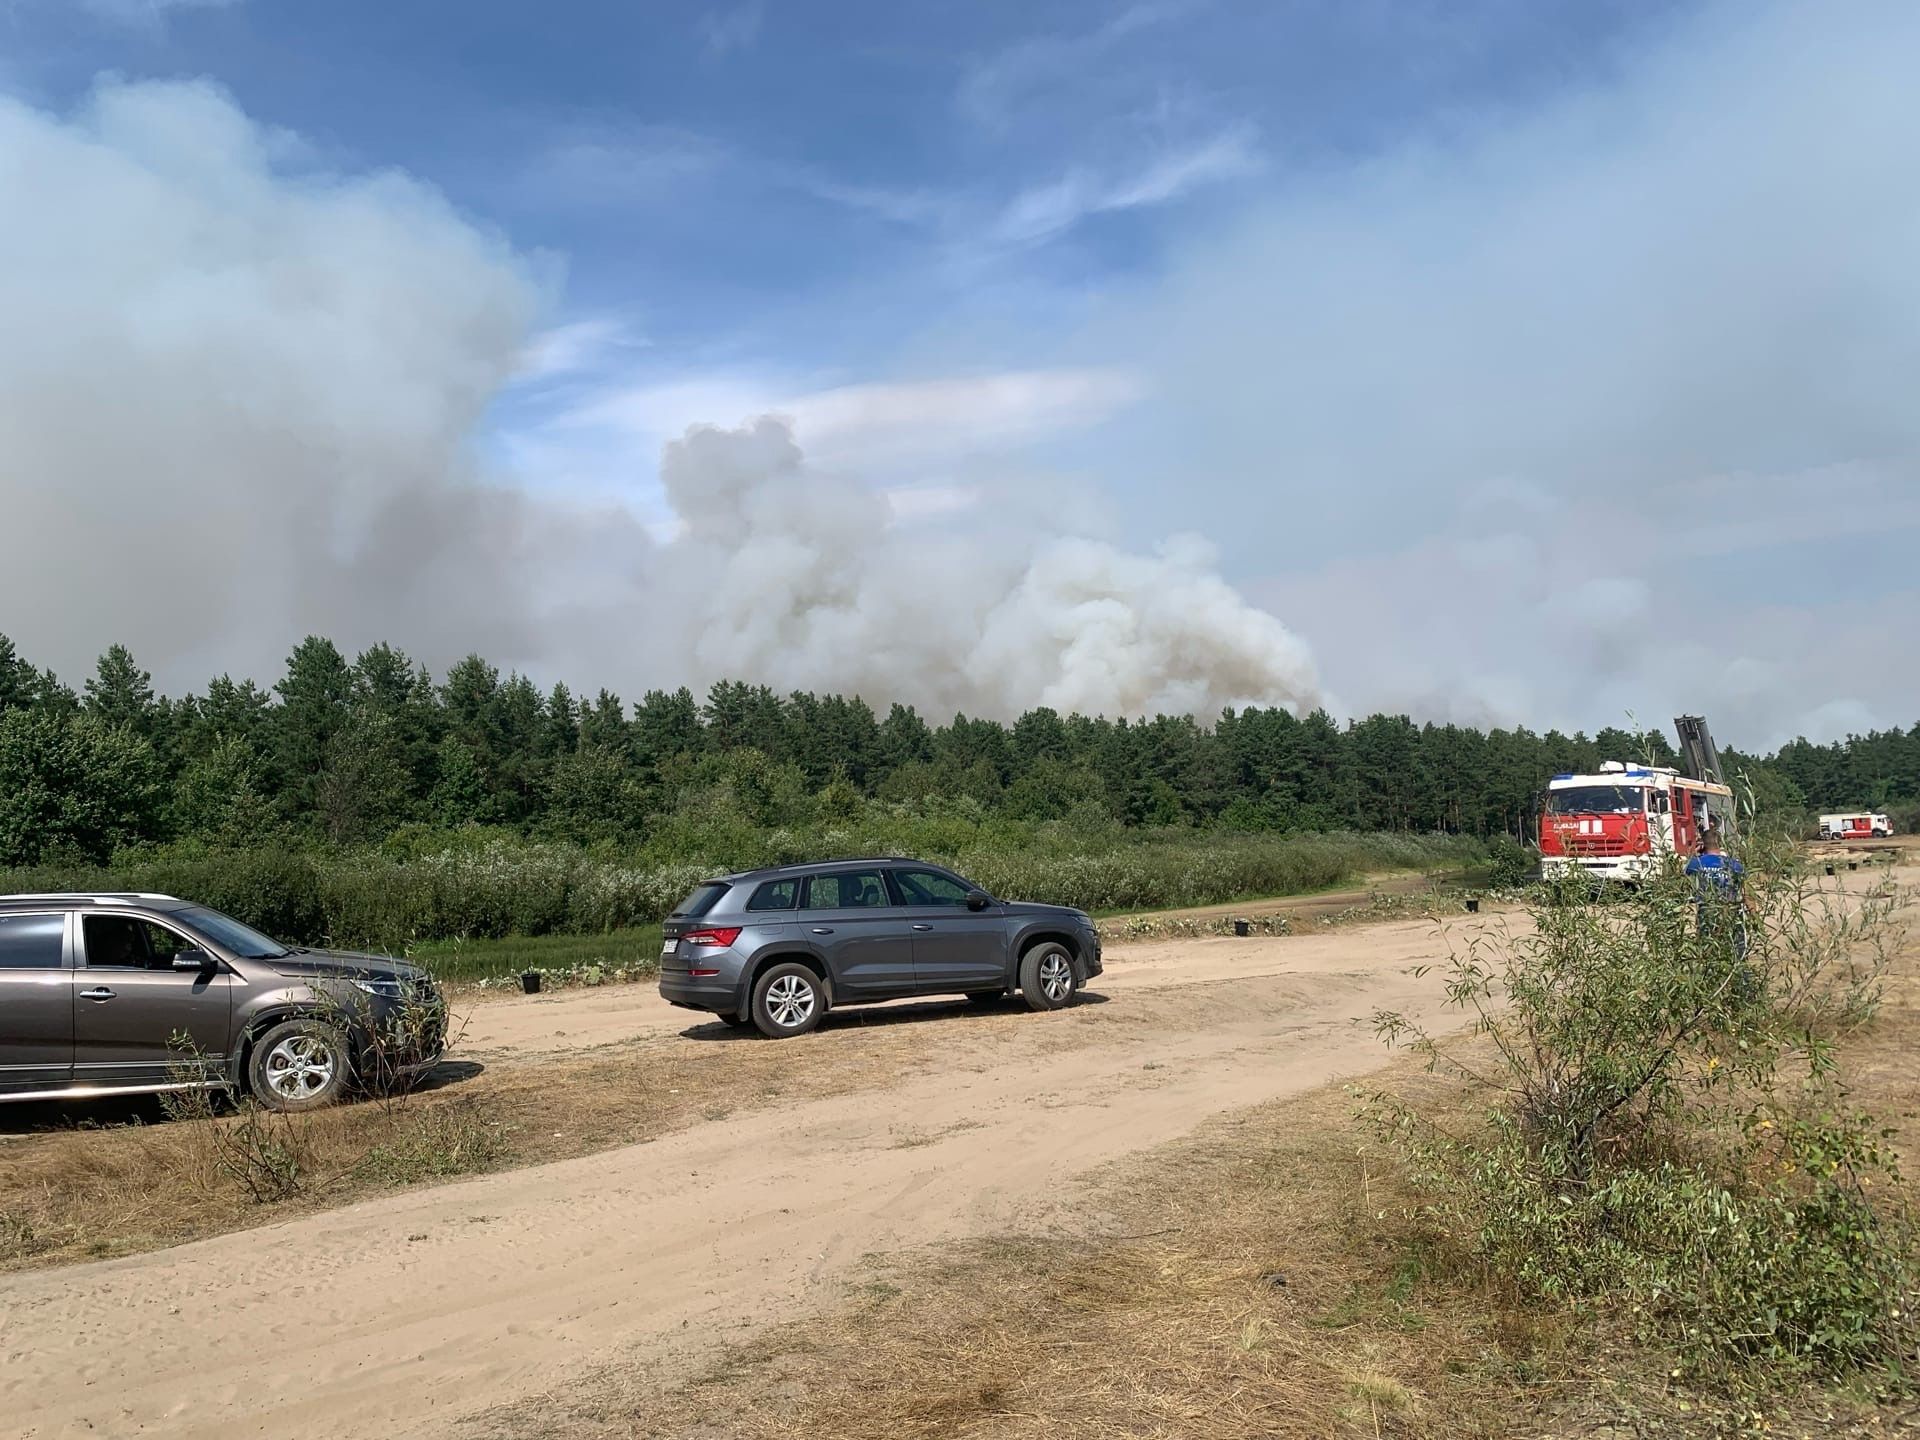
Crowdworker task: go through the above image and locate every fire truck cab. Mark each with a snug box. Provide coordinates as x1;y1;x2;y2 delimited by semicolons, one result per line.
1538;762;1735;884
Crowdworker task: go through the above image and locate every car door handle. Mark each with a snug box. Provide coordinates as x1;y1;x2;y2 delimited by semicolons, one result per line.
80;987;116;1001
810;927;834;935
910;923;933;931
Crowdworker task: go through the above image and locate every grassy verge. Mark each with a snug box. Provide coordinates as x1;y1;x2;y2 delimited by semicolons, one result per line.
0;828;1490;952
405;927;665;985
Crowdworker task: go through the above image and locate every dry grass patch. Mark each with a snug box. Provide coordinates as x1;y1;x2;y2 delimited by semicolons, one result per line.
0;996;1000;1271
469;1067;1559;1440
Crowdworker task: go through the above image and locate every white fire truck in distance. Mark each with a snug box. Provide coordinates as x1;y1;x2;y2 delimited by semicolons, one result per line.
1537;716;1736;884
1819;812;1893;840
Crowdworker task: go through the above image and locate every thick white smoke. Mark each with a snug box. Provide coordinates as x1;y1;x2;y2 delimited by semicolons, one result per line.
658;418;1318;717
0;79;1317;721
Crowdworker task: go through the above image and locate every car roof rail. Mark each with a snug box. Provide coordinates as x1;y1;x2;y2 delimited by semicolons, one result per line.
0;891;182;905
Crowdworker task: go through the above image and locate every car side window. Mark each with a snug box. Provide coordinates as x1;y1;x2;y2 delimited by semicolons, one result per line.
802;871;891;909
82;915;193;971
893;869;971;906
0;913;64;969
747;879;799;911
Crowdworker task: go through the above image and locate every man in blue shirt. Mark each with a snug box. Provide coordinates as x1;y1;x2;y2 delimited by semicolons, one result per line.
1685;828;1752;994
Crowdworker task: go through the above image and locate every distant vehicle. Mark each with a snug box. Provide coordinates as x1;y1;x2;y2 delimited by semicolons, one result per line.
1819;812;1893;840
1538;761;1736;884
0;893;444;1111
657;859;1102;1038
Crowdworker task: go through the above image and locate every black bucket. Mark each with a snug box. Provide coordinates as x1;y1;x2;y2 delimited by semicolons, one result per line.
1826;865;1836;876
1233;918;1251;937
520;971;541;995
1849;861;1859;871
1465;898;1481;914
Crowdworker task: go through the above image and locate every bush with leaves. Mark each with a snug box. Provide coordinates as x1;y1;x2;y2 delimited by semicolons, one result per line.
1481;835;1537;888
1369;849;1915;1387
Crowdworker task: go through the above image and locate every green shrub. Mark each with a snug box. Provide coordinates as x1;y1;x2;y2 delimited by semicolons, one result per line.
1481;835;1537;888
1370;854;1915;1387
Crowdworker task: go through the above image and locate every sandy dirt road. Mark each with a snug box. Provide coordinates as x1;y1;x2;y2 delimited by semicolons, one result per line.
2;908;1517;1440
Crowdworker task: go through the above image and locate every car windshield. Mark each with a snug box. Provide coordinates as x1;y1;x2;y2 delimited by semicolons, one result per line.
177;906;292;959
1546;786;1646;815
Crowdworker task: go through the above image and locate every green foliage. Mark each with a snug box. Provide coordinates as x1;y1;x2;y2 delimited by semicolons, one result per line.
0;709;163;864
0;629;1913;890
1481;836;1536;888
1370;855;1916;1387
355;1101;507;1185
0;824;1482;954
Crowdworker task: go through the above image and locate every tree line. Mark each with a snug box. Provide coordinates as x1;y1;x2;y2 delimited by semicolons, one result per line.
0;633;1912;866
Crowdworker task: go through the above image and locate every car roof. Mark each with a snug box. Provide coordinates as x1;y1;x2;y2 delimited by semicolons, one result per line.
0;892;191;911
709;857;954;886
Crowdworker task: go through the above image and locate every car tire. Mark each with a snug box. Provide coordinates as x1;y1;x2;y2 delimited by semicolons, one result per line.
751;963;826;1039
1019;943;1078;1012
247;1018;351;1112
965;990;1005;1004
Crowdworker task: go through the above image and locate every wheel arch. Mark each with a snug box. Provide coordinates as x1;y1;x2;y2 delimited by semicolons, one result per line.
1015;929;1083;979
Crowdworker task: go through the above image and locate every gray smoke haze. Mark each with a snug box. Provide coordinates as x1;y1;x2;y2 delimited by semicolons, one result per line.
660;418;1317;717
0;79;1317;720
1095;0;1920;747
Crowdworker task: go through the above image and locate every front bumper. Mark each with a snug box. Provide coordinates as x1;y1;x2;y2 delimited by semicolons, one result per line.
1541;855;1653;884
1080;933;1103;979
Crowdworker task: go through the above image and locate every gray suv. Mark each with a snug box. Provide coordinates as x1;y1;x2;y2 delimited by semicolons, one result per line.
658;859;1103;1037
0;893;445;1112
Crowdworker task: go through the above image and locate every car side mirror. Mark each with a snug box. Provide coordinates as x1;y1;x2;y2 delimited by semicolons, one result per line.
172;949;215;972
966;891;992;912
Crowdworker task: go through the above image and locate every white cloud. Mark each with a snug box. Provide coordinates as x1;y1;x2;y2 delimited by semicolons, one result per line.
990;125;1261;245
544;366;1144;481
700;2;764;57
519;125;727;211
958;2;1198;134
515;318;644;383
76;0;242;22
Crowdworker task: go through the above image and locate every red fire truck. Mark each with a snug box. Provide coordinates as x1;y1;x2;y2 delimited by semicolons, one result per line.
1819;812;1893;840
1538;762;1735;884
1537;716;1736;884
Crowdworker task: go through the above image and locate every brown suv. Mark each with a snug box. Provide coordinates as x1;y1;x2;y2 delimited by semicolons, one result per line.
0;893;445;1111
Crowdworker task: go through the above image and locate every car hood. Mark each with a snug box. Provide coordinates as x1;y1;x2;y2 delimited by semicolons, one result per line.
263;949;428;984
1001;901;1094;925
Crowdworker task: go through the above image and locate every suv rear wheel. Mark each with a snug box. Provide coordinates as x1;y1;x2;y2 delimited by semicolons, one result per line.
751;963;826;1039
1019;943;1078;1012
248;1018;350;1112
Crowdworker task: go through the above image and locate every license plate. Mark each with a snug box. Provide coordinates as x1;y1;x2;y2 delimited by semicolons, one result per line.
661;939;678;956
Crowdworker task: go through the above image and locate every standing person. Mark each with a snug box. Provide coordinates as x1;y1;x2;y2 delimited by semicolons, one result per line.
1685;827;1752;997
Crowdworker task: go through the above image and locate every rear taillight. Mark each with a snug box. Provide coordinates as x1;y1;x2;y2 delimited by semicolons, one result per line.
681;927;741;948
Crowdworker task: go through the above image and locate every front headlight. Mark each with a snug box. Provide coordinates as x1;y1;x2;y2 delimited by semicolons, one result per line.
351;977;408;1000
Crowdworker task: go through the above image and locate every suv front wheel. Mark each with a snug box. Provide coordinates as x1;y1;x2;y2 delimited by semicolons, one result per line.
248;1018;351;1112
1019;943;1079;1012
751;963;827;1039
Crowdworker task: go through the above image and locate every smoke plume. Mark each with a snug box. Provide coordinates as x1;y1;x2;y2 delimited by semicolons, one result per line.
658;418;1317;717
0;79;1317;721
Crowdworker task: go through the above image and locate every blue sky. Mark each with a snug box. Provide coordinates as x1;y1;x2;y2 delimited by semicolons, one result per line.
4;0;1678;476
2;0;1916;745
